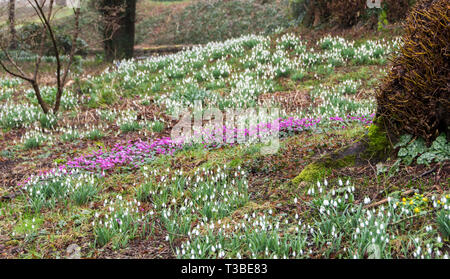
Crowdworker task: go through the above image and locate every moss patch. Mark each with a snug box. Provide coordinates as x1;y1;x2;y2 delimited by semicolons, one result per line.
292;163;329;184
364;122;391;160
291;154;357;185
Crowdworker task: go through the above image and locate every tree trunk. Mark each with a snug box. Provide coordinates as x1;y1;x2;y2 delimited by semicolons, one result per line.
8;0;17;49
100;0;136;61
296;0;328;27
313;5;322;27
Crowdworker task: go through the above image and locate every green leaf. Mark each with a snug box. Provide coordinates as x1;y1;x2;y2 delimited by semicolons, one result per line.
398;147;408;157
416;152;436;165
394;134;412;149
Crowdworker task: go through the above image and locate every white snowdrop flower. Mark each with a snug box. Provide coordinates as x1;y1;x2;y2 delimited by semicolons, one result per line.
338;179;343;186
294;197;298;204
323;200;329;206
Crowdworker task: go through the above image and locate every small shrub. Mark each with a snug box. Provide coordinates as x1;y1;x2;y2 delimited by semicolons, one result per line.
72;183;98;206
150;121;165;133
85;129;104;140
436;209;450;240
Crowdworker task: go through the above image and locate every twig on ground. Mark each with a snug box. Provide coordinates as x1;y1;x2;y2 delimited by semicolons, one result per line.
364;189;415;209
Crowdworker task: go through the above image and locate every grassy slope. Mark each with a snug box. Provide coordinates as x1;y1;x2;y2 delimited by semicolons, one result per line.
0;26;449;259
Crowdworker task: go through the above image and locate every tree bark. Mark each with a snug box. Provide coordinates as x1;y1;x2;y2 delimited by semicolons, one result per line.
8;0;17;49
99;0;137;61
313;5;322;27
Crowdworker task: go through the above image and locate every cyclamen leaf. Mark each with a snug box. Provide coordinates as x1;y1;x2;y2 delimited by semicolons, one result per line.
416;152;436;165
394;134;412;148
398;147;408;157
431;134;450;154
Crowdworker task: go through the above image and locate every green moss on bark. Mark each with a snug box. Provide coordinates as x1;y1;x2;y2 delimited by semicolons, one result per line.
292;119;393;186
364;121;392;160
292;153;357;184
292;162;329;184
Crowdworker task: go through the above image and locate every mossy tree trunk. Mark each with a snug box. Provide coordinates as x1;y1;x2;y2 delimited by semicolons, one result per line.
99;0;137;62
289;0;330;27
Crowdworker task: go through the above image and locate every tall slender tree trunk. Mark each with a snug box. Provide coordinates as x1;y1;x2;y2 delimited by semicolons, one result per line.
8;0;17;49
100;0;137;61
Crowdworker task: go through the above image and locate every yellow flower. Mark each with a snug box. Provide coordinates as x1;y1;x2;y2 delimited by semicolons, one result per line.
402;198;406;202
422;197;428;202
438;200;441;204
414;208;420;213
409;201;414;205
